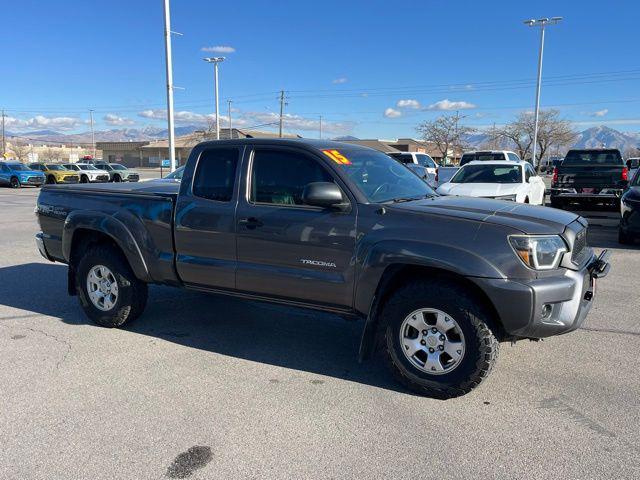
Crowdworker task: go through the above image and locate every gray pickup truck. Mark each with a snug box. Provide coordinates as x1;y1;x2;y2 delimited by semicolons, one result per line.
35;139;610;398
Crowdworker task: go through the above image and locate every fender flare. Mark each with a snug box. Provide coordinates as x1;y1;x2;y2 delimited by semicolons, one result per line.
355;239;504;361
62;210;151;282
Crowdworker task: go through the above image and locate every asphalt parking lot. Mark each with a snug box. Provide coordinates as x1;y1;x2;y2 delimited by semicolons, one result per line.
1;186;638;480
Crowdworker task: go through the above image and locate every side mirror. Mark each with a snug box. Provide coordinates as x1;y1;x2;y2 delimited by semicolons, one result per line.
302;182;348;210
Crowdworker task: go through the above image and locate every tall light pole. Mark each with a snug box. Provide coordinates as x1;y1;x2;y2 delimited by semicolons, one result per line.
319;115;323;139
204;57;225;140
524;17;562;166
227;99;233;138
163;0;177;172
89;109;96;159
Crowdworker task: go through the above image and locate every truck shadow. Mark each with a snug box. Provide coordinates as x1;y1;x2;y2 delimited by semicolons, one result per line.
0;262;405;394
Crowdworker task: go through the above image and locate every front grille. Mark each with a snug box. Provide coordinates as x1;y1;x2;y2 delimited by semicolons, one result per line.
96;175;109;181
128;174;139;181
27;176;44;184
572;228;588;264
64;176;79;183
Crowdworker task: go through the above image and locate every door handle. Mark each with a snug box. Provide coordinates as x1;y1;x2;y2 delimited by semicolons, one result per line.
238;217;263;228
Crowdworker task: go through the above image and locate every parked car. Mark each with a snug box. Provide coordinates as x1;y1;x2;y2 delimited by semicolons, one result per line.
34;139;610;398
619;168;640;244
0;161;46;188
434;166;460;186
459;150;521;167
388;152;438;177
93;163;140;182
62;163;110;183
550;149;628;209
437;161;546;205
144;166;185;184
28;163;80;184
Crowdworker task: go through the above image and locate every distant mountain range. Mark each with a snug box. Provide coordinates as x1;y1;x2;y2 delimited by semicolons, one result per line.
6;125;640;154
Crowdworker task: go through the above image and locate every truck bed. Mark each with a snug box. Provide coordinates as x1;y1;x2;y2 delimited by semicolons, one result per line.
37;181;179;286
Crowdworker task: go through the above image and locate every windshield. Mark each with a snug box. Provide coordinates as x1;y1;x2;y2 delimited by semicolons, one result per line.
451;164;522;184
7;163;31;171
165;166;184;180
110;164;128;171
46;164;67;171
563;150;623;166
328;148;435;203
78;164;99;170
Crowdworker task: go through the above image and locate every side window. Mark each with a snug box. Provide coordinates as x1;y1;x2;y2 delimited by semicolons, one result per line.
525;165;535;181
460;155;472;166
250;149;335;206
508;153;520;162
192;148;239;202
418;155;436;168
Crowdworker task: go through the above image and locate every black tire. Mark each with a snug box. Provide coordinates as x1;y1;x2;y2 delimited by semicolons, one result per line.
618;228;633;245
80;175;89;183
381;279;499;398
113;174;122;183
76;244;148;327
46;175;56;184
10;177;20;188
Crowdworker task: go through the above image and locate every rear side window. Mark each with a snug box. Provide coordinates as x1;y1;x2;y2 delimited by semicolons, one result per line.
192;148;239;202
250;149;334;206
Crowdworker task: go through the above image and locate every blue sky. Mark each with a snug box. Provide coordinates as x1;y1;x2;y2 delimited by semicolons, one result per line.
2;0;640;138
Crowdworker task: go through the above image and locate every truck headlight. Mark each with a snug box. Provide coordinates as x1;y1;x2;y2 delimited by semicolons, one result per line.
495;194;517;201
509;235;567;270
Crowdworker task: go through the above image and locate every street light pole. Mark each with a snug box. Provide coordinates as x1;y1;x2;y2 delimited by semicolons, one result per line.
227;99;233;138
89;109;96;159
524;17;562;166
203;57;225;140
163;0;177;172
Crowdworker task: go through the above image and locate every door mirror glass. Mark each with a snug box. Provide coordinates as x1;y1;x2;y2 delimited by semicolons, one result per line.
302;182;346;209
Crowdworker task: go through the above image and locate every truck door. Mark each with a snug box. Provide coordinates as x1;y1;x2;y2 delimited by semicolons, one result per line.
235;146;357;309
174;146;242;290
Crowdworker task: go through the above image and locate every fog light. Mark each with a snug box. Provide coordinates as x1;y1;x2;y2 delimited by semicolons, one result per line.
541;304;553;319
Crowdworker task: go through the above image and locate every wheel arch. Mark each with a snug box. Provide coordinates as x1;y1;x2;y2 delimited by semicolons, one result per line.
358;263;508;361
63;212;151;294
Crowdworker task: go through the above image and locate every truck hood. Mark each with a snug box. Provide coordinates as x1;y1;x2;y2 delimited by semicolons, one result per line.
437;182;522;197
389;195;580;234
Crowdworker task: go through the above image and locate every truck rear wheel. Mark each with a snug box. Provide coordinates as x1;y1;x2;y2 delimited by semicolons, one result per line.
76;244;148;327
380;279;499;398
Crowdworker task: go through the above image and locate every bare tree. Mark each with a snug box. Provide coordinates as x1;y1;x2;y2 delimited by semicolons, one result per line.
534;110;576;172
9;140;30;162
41;147;60;162
416;113;475;164
490;109;575;172
623;146;640;159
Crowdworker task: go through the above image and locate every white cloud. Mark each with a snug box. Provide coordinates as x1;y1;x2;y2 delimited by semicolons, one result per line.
201;45;235;53
137;109;353;134
5;115;84;131
396;99;421;109
384;108;402;118
590;109;609;117
332;77;348;84
424;99;477;111
104;114;134;126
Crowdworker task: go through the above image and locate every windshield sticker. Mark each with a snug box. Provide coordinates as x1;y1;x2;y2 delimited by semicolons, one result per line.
322;149;351;165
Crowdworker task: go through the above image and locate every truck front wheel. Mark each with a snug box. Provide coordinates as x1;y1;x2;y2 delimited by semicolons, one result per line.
381;279;499;398
76;244;148;327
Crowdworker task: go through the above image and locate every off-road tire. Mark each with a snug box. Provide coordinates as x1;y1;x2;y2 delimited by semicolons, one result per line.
76;244;148;327
381;279;499;398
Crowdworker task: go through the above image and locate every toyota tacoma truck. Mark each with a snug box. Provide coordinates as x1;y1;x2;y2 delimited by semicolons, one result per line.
550;148;629;209
34;139;610;398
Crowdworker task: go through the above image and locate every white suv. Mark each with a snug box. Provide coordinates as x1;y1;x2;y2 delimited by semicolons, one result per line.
63;163;110;183
459;150;521;166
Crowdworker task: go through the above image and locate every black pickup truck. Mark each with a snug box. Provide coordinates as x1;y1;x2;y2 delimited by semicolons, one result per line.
35;139;610;398
550;148;629;208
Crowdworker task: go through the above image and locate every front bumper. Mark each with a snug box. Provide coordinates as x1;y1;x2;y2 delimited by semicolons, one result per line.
473;250;610;339
89;174;110;183
57;176;80;184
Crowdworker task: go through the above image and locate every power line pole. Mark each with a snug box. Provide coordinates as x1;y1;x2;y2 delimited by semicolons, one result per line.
278;90;287;138
89;109;96;159
1;109;6;158
524;17;563;167
203;57;225;140
227;99;233;138
163;0;177;172
319;115;323;139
